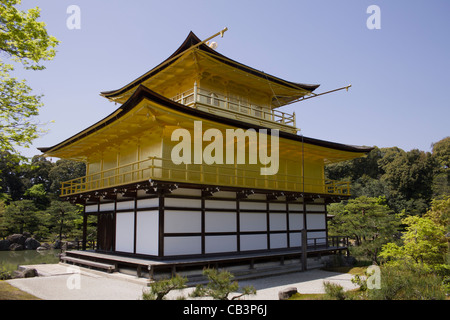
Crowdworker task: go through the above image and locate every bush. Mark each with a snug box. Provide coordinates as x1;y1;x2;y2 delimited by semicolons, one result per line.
365;264;446;300
0;263;12;280
142;274;187;300
323;281;346;300
190;268;256;300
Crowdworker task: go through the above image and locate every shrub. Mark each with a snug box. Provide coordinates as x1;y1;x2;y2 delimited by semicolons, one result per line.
142;274;187;300
365;264;446;300
323;281;346;300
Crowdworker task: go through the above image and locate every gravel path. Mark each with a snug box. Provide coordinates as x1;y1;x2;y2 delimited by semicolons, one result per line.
7;263;358;300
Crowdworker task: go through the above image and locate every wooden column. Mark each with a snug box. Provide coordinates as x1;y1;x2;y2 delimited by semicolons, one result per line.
82;206;87;251
301;197;308;271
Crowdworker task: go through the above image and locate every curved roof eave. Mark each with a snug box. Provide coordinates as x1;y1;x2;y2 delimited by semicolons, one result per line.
39;85;372;156
100;31;320;100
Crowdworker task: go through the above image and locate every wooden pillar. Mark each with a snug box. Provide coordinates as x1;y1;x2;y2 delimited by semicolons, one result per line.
82;206;87;251
301;228;307;271
301;196;308;271
158;190;165;257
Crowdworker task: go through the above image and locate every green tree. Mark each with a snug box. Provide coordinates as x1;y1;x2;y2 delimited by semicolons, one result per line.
0;150;26;200
353;263;446;300
2;199;40;234
431;137;450;198
22;155;55;193
0;0;59;154
48;159;86;195
380;215;448;274
45;200;82;242
424;196;450;234
328;196;401;263
0;199;7;237
381;149;435;214
24;183;49;209
190;268;256;300
142;274;187;300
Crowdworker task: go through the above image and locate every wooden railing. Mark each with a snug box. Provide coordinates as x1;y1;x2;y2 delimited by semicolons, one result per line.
171;86;297;128
61;157;350;197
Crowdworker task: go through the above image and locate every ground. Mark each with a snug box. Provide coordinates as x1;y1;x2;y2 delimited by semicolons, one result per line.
0;281;41;300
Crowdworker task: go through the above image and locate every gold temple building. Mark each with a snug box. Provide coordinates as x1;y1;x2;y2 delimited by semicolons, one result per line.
39;30;372;275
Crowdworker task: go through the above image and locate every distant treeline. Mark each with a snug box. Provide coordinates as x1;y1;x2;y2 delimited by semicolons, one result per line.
325;136;449;215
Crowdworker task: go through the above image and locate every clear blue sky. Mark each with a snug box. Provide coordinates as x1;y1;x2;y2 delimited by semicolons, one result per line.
13;0;450;159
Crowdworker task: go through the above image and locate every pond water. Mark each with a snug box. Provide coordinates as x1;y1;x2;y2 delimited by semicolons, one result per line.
0;249;61;272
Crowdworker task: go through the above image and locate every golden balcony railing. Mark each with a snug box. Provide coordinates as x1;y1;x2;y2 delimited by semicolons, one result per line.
60;157;350;197
171;86;297;132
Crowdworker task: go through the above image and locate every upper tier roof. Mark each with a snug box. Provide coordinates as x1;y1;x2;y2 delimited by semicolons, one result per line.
39;85;373;160
100;31;320;108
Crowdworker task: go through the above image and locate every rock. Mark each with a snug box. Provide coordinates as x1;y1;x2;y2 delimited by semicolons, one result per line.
61;241;77;250
53;239;62;249
25;238;41;250
278;287;298;300
22;268;38;278
7;234;27;245
0;239;11;251
14;268;38;279
37;243;52;251
9;243;24;251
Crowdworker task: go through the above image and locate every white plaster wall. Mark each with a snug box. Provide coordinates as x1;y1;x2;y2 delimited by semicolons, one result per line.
165;197;201;208
240;212;267;231
100;202;114;212
270;233;287;249
269;213;286;231
240;234;267;251
164;236;201;256
205;200;236;209
164;210;201;233
205;235;237;254
115;211;134;253
137;198;159;208
306;214;326;230
85;204;98;213
269;202;286;211
288;203;303;211
205;211;236;232
135;210;159;256
116;200;135;210
239;201;266;210
306;204;325;212
289;232;302;247
289;213;304;230
308;231;327;245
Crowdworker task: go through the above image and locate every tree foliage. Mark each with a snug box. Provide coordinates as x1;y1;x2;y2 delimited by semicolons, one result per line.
0;150;86;240
380;197;450;275
142;274;187;300
0;0;59;154
190;268;256;300
326;137;449;215
328;196;401;263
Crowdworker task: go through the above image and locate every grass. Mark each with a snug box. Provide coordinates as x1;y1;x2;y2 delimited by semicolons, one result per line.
0;281;41;300
288;265;369;300
322;265;368;276
289;292;323;300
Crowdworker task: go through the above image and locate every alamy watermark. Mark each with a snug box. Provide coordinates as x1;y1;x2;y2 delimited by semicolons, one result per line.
367;5;381;30
171;121;280;176
66;265;81;290
366;265;381;289
66;5;81;30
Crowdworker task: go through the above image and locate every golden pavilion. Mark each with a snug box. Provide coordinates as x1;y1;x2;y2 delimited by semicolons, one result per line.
39;29;371;273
